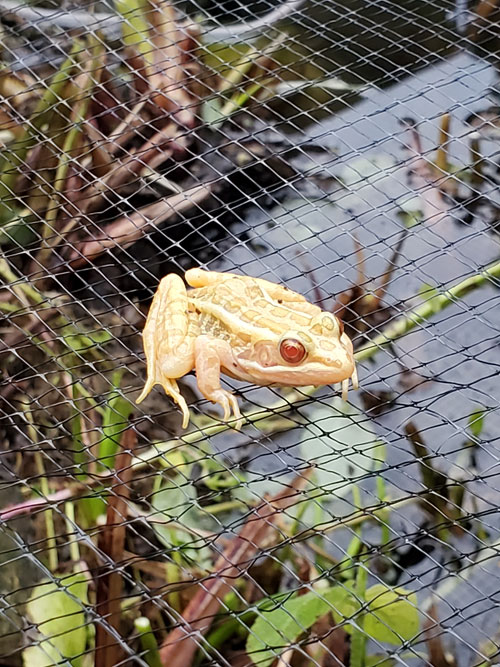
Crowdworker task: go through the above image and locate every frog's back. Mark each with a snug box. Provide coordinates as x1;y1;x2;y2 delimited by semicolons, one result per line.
188;273;322;341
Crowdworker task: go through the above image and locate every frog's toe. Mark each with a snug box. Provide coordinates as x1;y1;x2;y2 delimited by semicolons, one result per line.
351;365;359;390
211;390;242;429
162;378;191;428
136;378;155;405
176;395;191;429
218;393;232;422
228;394;243;430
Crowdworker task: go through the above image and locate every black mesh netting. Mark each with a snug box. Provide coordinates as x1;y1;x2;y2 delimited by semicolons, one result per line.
1;0;500;665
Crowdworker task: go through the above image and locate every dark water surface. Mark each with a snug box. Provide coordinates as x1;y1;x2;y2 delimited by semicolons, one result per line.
199;5;500;660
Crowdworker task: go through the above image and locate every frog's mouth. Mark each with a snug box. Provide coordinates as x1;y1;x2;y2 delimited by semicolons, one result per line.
231;357;357;388
220;340;358;396
223;358;358;401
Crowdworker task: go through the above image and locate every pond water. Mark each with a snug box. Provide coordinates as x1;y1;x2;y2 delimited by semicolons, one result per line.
197;7;500;662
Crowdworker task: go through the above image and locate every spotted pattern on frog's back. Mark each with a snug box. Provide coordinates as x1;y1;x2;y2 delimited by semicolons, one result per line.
197;311;230;339
191;277;318;339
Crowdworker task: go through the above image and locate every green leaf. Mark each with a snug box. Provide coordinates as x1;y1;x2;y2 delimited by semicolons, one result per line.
202;98;224;125
115;0;152;63
0;210;37;247
397;195;423;229
298;400;380;505
398;209;423;229
364;584;419;646
468;407;486;438
150;476;212;568
366;656;396;667
61;326;112;355
325;585;359;624
246;583;418;666
247;586;356;667
23;570;89;667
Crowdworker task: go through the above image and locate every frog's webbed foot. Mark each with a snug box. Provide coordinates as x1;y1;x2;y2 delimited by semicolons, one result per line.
137;377;191;429
208;388;242;430
161;378;191;429
194;335;243;429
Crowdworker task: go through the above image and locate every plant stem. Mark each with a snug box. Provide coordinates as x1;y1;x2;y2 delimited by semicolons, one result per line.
165;562;182;613
0;301;20;312
38;38;104;268
115;0;152;63
217;44;262;94
343;484;363;580
219;77;272;119
134;617;163;667
215;36;284;123
98;369;132;470
22;401;59;572
435;112;451;174
350;555;368;667
375;444;391;546
0;257;42;304
64;501;80;563
355;258;500;362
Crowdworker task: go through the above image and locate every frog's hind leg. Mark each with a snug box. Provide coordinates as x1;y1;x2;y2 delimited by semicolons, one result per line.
156;378;190;429
136;273;195;428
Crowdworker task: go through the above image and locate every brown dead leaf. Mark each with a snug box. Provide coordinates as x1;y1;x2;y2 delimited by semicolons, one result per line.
145;0;195;127
67;182;213;268
400;119;450;224
424;600;457;667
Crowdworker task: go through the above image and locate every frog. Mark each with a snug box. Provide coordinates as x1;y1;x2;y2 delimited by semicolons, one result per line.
136;268;358;429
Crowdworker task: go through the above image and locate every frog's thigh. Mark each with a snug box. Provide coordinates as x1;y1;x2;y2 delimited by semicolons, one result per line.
137;274;194;427
144;274;194;376
194;336;242;428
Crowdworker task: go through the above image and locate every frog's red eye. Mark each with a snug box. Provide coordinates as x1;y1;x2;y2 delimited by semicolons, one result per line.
279;338;306;364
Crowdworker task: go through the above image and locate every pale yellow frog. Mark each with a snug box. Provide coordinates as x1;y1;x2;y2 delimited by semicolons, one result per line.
136;268;358;428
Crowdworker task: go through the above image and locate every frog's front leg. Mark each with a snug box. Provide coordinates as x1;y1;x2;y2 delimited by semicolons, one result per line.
136;274;195;428
194;335;243;429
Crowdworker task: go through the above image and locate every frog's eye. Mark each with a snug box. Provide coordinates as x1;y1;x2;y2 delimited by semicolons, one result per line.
279;338;307;364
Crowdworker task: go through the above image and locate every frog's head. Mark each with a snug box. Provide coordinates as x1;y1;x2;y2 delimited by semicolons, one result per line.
233;312;356;388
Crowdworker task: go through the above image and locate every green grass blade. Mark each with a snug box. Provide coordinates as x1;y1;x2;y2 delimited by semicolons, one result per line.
98;371;132;470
